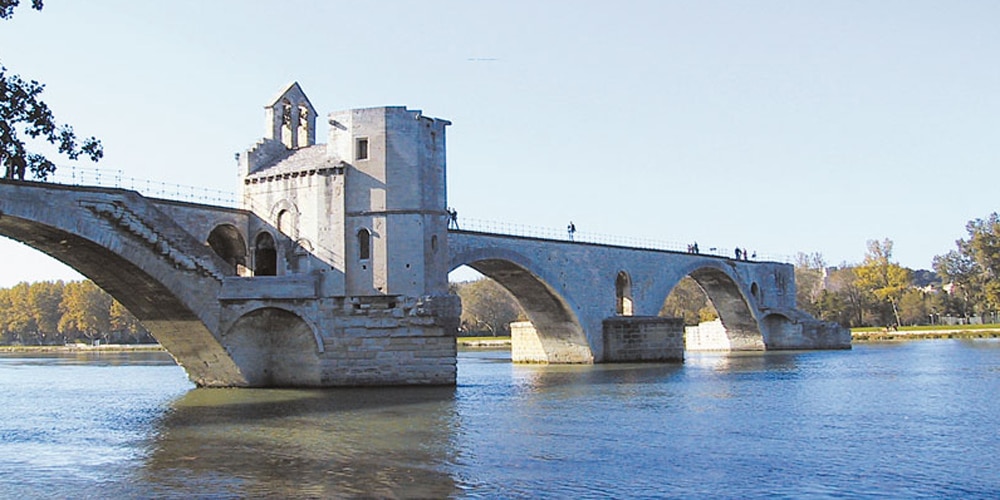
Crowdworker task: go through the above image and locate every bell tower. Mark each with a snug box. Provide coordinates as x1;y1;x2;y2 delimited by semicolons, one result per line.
265;82;317;149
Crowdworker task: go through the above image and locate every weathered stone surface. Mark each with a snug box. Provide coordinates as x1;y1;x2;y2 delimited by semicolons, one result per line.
603;316;684;362
450;231;850;363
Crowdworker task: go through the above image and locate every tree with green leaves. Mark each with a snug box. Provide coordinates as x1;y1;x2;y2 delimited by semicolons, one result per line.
27;280;63;344
934;212;1000;317
933;248;980;319
660;276;718;325
110;299;147;343
898;288;930;326
855;239;912;327
1;0;103;180
58;280;112;344
3;282;34;342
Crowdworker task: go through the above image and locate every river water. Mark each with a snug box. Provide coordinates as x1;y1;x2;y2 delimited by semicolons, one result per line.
1;340;998;498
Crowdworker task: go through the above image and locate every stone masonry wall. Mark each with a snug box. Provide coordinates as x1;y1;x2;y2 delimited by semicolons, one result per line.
603;316;684;362
511;321;548;363
318;295;458;385
684;319;732;351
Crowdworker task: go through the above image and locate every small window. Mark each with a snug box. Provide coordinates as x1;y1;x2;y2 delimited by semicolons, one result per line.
357;228;371;260
356;138;369;161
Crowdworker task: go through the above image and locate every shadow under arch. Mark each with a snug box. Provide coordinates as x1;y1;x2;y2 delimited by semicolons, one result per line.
223;307;323;387
450;251;592;363
761;312;798;347
675;265;765;351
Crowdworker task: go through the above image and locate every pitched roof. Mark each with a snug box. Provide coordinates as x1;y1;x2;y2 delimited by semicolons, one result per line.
265;81;317;114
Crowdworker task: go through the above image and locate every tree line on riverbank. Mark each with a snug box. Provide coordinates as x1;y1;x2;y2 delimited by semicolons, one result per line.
0;280;152;346
797;213;1000;328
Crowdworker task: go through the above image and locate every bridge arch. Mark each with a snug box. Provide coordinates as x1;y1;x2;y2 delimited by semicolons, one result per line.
0;183;252;385
222;307;323;387
449;246;592;363
658;262;764;350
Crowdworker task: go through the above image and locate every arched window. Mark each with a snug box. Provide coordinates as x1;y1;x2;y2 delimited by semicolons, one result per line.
254;232;277;276
277;209;291;234
357;228;371;261
616;271;633;316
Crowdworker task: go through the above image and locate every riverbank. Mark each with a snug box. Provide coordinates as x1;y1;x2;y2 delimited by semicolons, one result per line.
4;339;514;352
7;329;995;352
457;336;511;348
851;326;1000;342
0;344;165;353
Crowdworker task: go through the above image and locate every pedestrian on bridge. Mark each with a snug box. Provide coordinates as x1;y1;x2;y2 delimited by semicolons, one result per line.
567;221;576;241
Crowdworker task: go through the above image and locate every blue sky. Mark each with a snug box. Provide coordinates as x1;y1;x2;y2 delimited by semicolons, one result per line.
1;1;998;286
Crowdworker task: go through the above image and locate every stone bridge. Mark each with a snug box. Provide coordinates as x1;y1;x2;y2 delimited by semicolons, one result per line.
0;84;849;387
449;230;847;363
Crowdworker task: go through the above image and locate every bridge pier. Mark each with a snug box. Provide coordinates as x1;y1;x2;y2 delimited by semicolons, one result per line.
602;317;684;363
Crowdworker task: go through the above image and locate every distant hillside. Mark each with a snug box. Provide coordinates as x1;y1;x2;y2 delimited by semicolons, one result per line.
911;269;939;288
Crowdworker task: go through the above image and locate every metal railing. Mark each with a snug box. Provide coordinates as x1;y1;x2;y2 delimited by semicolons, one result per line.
456;217;792;263
44;165;237;207
32;165;792;263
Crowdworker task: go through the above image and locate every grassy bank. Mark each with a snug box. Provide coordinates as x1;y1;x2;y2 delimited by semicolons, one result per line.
457;336;511;347
0;344;165;353
851;324;1000;342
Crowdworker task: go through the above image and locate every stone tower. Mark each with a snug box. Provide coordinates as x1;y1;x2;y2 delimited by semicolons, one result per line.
239;83;451;298
233;83;459;386
329;106;451;298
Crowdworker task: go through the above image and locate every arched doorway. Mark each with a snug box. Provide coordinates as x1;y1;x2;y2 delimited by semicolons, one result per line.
207;224;247;275
254;232;277;276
